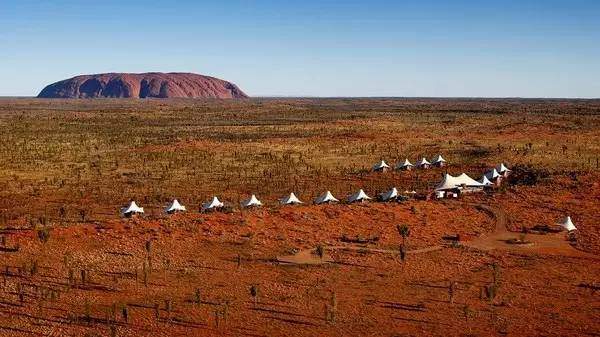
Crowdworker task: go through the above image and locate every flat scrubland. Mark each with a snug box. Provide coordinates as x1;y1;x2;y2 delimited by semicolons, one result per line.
0;98;599;336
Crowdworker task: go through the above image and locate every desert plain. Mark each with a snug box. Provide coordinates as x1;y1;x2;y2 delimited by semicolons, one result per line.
0;97;599;336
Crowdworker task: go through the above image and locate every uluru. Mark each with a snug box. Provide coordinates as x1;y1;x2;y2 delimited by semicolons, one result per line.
37;72;248;99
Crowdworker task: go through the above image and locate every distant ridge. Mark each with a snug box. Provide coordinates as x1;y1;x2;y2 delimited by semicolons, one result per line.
38;72;248;99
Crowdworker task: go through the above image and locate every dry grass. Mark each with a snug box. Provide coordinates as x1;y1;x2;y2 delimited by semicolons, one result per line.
0;98;599;336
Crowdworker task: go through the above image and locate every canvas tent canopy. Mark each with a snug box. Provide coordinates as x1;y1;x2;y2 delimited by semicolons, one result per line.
432;155;447;166
397;159;414;170
202;196;224;211
379;187;398;201
348;189;372;203
315;191;339;204
241;194;262;208
122;201;144;216
165;199;186;213
416;157;431;168
485;168;501;181
496;163;511;174
435;173;485;192
373;160;390;171
280;192;303;205
478;175;493;186
557;216;577;231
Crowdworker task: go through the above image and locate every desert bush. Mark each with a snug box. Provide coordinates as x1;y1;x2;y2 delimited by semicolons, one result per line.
508;164;550;186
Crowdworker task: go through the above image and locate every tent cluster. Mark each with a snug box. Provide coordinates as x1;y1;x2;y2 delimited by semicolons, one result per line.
121;187;420;217
373;155;447;172
434;163;510;198
479;163;511;186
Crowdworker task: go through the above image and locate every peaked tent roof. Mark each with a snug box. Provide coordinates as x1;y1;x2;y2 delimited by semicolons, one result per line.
485;168;501;180
478;175;493;186
457;173;485;186
373;160;390;170
122;201;144;215
348;189;372;203
432;155;447;164
496;163;511;173
280;192;303;205
202;196;224;210
315;191;339;204
557;216;577;231
380;187;398;201
397;159;414;168
416;157;431;166
165;199;186;213
435;173;485;191
241;194;262;207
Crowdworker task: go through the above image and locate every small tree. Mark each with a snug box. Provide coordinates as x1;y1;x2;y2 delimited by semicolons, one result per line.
36;227;51;244
448;281;456;304
250;284;259;307
316;244;325;260
396;224;410;246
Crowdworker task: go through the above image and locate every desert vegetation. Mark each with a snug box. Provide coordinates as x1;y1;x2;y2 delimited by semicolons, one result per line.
0;97;599;336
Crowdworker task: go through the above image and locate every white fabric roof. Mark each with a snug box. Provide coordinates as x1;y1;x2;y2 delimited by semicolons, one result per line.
241;194;262;207
122;201;144;215
485;168;501;180
315;191;339;204
435;173;485;191
397;159;414;168
202;196;224;210
432;155;446;163
496;163;510;173
165;199;186;213
373;160;390;170
380;187;398;201
348;189;372;203
478;175;493;186
280;192;303;205
416;157;431;166
557;216;577;231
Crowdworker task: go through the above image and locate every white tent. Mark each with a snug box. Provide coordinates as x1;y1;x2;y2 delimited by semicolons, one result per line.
397;159;414;170
485;168;501;181
241;194;262;208
478;175;493;186
379;187;398;201
432;155;447;166
122;201;144;216
165;199;186;213
280;192;303;205
315;191;339;204
202;196;224;211
373;160;390;171
348;189;372;203
557;216;577;231
435;173;484;192
416;157;431;168
496;163;511;176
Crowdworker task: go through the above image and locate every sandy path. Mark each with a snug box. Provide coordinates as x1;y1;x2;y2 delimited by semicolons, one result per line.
277;202;598;265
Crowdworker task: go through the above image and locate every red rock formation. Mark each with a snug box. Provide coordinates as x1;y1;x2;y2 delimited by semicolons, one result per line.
38;72;248;98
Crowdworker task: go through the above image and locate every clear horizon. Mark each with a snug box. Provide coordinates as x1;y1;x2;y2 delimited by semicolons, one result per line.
1;0;599;98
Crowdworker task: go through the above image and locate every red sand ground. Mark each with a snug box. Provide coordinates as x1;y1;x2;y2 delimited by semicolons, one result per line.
1;186;598;337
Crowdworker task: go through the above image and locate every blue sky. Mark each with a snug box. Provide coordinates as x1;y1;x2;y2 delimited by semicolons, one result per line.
1;0;599;97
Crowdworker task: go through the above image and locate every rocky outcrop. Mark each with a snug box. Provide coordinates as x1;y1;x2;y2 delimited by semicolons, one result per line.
38;72;248;99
